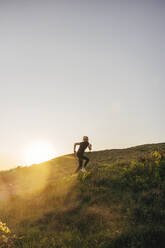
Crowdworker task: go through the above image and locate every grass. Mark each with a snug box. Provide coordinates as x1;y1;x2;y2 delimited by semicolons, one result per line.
0;142;165;247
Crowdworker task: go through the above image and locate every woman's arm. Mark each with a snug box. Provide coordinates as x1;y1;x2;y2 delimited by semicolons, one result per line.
74;143;80;154
88;144;92;151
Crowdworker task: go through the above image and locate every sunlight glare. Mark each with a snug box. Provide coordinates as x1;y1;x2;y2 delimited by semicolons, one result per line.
25;142;56;165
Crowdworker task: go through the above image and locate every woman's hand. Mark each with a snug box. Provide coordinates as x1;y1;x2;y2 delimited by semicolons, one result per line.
88;144;92;151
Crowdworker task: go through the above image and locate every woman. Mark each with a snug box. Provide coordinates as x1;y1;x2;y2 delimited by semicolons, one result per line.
74;136;92;173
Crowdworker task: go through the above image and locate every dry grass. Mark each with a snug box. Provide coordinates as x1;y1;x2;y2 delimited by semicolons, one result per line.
0;143;165;247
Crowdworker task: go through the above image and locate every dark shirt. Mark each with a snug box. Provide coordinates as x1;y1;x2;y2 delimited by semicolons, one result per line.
77;141;89;156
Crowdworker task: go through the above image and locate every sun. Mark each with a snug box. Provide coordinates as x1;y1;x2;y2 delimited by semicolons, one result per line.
25;141;56;165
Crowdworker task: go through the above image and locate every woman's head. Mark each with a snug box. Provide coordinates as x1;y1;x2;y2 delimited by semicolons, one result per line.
83;136;89;142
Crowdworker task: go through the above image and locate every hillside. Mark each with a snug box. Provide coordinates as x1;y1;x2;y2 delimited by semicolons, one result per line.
0;142;165;247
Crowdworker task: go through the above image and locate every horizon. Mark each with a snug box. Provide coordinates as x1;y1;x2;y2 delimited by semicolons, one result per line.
1;141;165;172
1;0;165;170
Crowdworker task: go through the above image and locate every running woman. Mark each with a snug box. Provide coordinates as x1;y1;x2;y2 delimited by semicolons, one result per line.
74;136;92;173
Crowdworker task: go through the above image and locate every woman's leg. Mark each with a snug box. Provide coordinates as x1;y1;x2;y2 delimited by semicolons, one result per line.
82;156;89;168
75;156;83;173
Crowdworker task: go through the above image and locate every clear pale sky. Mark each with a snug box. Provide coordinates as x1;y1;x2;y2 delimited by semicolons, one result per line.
0;0;165;170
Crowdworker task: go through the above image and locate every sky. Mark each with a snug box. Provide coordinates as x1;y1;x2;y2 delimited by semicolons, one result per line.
0;0;165;170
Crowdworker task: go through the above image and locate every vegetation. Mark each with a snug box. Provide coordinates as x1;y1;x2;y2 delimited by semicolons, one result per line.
0;143;165;247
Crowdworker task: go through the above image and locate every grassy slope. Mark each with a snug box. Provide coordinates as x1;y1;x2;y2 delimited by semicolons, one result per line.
0;142;165;247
